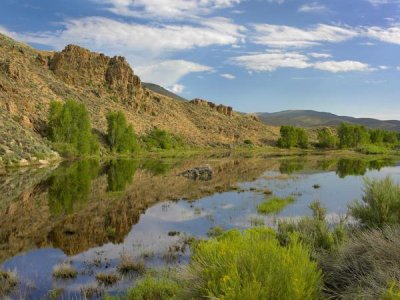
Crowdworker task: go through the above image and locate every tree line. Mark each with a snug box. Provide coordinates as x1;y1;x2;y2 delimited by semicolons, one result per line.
277;123;399;149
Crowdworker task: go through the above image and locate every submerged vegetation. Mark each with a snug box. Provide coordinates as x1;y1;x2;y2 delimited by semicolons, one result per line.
257;195;296;214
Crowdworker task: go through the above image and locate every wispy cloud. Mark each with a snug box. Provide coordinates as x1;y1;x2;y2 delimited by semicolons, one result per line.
251;23;358;48
313;60;372;72
220;73;236;79
298;2;328;13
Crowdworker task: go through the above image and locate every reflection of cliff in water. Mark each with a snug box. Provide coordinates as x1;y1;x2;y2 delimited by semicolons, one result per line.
0;155;281;262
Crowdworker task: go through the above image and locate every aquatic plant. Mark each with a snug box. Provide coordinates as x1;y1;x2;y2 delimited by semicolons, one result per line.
95;272;120;286
257;196;296;214
117;251;146;275
0;269;18;296
124;275;179;300
350;177;400;227
183;227;322;300
52;262;78;279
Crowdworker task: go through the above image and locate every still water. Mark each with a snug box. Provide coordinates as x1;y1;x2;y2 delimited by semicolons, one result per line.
1;153;400;299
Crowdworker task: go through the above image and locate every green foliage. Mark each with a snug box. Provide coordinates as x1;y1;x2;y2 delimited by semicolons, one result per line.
142;128;185;151
277;201;346;253
382;282;400;300
124;275;179;300
257;196;296;214
185;228;322;300
370;128;399;145
207;226;225;238
107;160;137;192
279;159;306;174
358;144;388;155
336;158;368;178
107;111;138;154
243;139;254;146
48;160;100;215
317;128;337;149
48;100;99;156
350;177;400;227
277;126;309;149
337;122;369;148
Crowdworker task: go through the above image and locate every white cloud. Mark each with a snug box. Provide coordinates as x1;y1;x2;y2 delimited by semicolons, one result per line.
379;65;389;70
232;50;372;73
220;73;236;79
168;84;185;94
252;23;358;48
364;26;400;45
367;0;400;6
309;52;332;58
232;51;311;71
298;2;327;13
93;0;242;19
313;60;373;72
136;60;213;87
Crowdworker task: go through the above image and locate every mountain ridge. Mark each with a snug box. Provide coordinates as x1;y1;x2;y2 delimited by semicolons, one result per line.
256;110;400;131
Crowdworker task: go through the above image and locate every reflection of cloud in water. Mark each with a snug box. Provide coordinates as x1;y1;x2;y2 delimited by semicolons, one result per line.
142;201;204;222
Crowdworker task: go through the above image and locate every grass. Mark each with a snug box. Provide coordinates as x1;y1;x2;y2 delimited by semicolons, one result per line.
357;144;389;155
257;196;296;214
0;269;18;296
96;272;120;286
117;251;146;275
183;227;322;300
206;226;225;238
125;275;179;300
52;263;78;279
349;177;400;227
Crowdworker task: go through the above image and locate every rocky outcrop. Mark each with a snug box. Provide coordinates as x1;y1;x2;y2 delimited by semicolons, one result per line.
49;45;145;107
191;99;233;117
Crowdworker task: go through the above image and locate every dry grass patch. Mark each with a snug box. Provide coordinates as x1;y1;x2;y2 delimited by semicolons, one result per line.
0;269;18;296
95;272;120;286
52;262;78;279
117;251;146;275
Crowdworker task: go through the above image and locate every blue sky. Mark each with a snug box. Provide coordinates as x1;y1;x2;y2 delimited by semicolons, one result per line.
1;0;400;119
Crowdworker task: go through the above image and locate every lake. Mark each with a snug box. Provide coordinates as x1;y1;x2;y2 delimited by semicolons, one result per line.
1;153;400;299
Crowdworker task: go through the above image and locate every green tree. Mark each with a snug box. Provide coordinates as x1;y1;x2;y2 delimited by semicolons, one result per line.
296;128;309;149
142;128;184;150
369;129;385;145
338;123;369;148
48;100;99;156
106;111;138;154
317;128;337;149
277;126;309;149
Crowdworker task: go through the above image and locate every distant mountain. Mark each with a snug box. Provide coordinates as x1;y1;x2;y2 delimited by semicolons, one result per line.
256;110;400;131
142;82;187;102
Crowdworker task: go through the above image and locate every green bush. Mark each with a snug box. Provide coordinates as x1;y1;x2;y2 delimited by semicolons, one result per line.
257;196;296;214
350;177;400;227
337;123;369;148
126;275;179;300
317;128;337;149
184;228;322;300
142;128;184;151
357;144;388;155
277;126;308;149
107;111;138;154
48;100;99;156
277;201;346;253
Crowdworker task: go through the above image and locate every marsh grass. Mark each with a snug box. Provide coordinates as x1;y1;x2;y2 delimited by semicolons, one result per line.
52;263;78;279
182;228;322;300
117;251;146;275
0;269;18;296
257;196;296;214
125;275;179;300
95;272;120;286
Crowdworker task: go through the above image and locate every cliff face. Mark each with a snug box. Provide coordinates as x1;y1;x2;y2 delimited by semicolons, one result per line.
0;33;279;165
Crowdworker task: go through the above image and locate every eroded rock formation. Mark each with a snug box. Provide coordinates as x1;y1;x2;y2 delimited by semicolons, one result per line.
191;99;233;117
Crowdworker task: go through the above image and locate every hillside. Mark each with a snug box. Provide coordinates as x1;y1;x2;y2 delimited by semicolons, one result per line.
256;110;400;131
0;33;278;166
142;82;187;102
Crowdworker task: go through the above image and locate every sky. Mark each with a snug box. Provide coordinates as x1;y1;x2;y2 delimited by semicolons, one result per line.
1;0;400;119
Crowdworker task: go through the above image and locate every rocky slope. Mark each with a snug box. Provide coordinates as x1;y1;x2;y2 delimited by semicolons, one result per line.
0;33;278;166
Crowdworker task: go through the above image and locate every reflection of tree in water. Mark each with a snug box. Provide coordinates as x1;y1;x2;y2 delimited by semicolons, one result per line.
107;160;137;192
337;158;396;178
279;159;306;175
48;160;100;215
141;159;175;175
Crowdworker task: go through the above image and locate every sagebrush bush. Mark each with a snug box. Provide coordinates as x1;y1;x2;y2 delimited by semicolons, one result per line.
141;128;185;150
183;227;322;300
350;177;400;227
277;201;346;254
319;226;400;299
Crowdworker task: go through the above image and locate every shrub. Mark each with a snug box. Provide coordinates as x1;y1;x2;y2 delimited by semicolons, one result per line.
319;226;400;299
277;201;346;253
317;128;337;149
350;177;400;227
142;128;184;151
48;100;99;156
257;196;296;214
52;263;78;279
96;272;120;286
107;111;138;154
125;275;179;300
183;228;322;300
357;144;388;155
337;122;369;148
